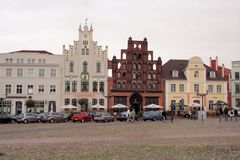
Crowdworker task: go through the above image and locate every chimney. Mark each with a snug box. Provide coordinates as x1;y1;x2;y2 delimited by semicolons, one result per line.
209;57;212;66
222;64;225;78
215;56;218;70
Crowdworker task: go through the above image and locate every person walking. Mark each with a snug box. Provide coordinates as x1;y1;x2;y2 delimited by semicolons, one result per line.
224;106;228;121
234;109;238;121
126;109;131;122
162;110;166;122
130;109;136;123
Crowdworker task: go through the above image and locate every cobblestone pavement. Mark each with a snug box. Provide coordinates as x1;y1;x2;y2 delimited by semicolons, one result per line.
0;118;240;160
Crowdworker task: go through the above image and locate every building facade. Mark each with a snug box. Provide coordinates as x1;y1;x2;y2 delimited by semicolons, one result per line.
0;50;62;115
163;56;227;112
62;22;108;111
108;37;164;113
231;61;240;108
210;57;232;107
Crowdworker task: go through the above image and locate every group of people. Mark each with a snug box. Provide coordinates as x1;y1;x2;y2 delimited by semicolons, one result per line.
126;108;137;122
218;106;238;122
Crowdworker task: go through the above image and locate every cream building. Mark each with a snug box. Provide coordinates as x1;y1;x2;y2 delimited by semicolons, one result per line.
163;56;227;113
231;61;240;108
62;22;108;111
0;50;62;115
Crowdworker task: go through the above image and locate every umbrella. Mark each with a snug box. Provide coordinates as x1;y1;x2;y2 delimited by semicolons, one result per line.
144;104;163;109
112;104;128;109
190;103;201;108
91;104;106;109
60;104;78;109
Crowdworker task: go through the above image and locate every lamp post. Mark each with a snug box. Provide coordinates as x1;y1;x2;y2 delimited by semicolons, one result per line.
197;90;208;122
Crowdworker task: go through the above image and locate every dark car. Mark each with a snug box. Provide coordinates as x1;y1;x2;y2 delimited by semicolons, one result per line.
94;112;115;122
143;111;163;121
72;112;92;122
15;113;41;123
40;112;68;123
0;114;12;123
116;111;128;121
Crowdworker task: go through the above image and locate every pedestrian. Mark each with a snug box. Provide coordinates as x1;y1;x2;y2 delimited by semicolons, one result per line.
234;109;238;121
126;109;131;122
162;110;166;122
229;110;234;121
130;109;136;123
224;106;228;121
219;107;223;123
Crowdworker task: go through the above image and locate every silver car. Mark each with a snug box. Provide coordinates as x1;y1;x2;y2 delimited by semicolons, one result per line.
94;112;115;122
40;112;68;123
15;113;41;124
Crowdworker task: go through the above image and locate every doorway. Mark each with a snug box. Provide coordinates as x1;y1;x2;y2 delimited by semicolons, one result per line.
129;93;142;113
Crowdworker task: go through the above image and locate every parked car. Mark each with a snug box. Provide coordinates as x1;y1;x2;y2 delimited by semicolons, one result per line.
72;112;92;122
116;111;128;121
40;112;68;123
14;113;41;123
94;112;115;122
0;114;12;123
143;111;164;121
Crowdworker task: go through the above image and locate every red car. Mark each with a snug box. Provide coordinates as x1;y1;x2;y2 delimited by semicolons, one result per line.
72;112;92;122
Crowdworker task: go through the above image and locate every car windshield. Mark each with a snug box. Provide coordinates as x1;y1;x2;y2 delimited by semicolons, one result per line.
95;112;103;117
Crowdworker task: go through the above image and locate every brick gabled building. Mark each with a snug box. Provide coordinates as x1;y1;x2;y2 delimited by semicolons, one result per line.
108;37;164;113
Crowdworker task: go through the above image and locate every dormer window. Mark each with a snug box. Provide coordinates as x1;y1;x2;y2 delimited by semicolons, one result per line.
210;71;216;78
194;71;199;78
172;70;178;78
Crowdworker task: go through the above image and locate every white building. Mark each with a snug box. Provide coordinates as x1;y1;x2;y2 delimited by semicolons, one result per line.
0;50;62;115
62;22;108;111
231;61;240;108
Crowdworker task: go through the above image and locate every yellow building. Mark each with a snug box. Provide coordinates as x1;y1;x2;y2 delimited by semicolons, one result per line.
163;56;227;113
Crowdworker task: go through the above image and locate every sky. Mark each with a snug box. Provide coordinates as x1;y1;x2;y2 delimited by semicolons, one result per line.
0;0;240;68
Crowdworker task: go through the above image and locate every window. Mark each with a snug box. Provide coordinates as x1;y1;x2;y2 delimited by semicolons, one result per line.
50;69;56;77
132;83;137;89
171;84;176;92
99;82;104;92
65;98;70;105
96;63;101;73
65;81;70;92
148;83;152;89
86;48;89;55
6;68;12;77
132;73;136;79
5;84;11;95
83;40;88;45
133;63;137;70
137;83;141;89
27;85;33;94
217;85;221;93
236;98;240;107
38;85;44;93
99;99;104;106
28;69;34;77
117;63;121;69
194;84;199;93
72;81;77;92
35;101;44;113
210;71;216;78
208;85;213;93
146;97;158;105
117;82;121;88
117;72;121;79
72;99;77;106
50;85;56;93
122;82;126;88
209;100;214;111
152;82;157;89
148;73;152;80
172;70;178;78
122;72;126;79
16;85;22;94
138;64;142;70
81;82;89;92
82;48;85;55
136;72;141;80
179;84;184;92
83;61;88;72
133;53;137;60
69;62;74;73
153;64;156;70
235;72;239;80
39;69;45;77
153;73;156;80
93;82;98;92
194;71;199;78
235;84;240;93
92;99;97;105
114;96;127;105
17;68;23;77
81;73;89;81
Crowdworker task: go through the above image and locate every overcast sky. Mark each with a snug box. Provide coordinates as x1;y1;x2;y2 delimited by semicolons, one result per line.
0;0;240;68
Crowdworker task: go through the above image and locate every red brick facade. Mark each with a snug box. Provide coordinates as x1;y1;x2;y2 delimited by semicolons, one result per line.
108;37;164;113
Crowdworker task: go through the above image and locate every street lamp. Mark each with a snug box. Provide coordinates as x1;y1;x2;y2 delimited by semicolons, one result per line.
197;90;208;122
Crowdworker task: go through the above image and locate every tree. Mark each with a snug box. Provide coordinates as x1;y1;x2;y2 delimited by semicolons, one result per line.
25;99;35;112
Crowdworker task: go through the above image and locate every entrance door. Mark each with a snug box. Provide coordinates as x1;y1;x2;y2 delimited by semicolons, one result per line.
129;93;143;113
48;101;56;112
15;101;22;115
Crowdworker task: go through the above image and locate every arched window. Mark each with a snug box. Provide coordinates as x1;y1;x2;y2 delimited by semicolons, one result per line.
122;72;126;79
99;82;104;92
133;63;137;70
132;83;137;89
132;72;136;79
96;63;101;73
148;73;152;80
194;71;199;78
137;72;141;80
122;82;126;88
117;82;121;88
65;98;70;105
117;62;121;69
148;54;152;60
133;53;137;60
138;63;142;70
153;73;156;79
93;81;98;92
117;72;121;79
137;83;141;89
69;61;74;72
83;61;88;72
137;54;142;59
153;82;157;89
122;53;126;59
153;64;156;70
148;83;152;89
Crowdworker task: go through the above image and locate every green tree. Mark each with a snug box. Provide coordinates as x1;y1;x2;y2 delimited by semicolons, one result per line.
25;99;35;112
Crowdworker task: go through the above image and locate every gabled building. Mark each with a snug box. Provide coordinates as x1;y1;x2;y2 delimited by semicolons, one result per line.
163;56;227;112
0;50;62;114
108;37;164;113
210;57;232;107
62;22;108;111
231;61;240;108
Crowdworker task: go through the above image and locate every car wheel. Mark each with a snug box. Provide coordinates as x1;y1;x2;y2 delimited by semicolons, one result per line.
64;118;68;122
23;119;28;124
152;118;155;121
11;119;15;123
38;119;41;123
144;119;146;121
50;119;54;123
72;120;76;123
104;119;107;123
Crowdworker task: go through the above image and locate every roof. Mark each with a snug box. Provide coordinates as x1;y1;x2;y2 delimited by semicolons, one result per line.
162;59;225;81
10;50;54;55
